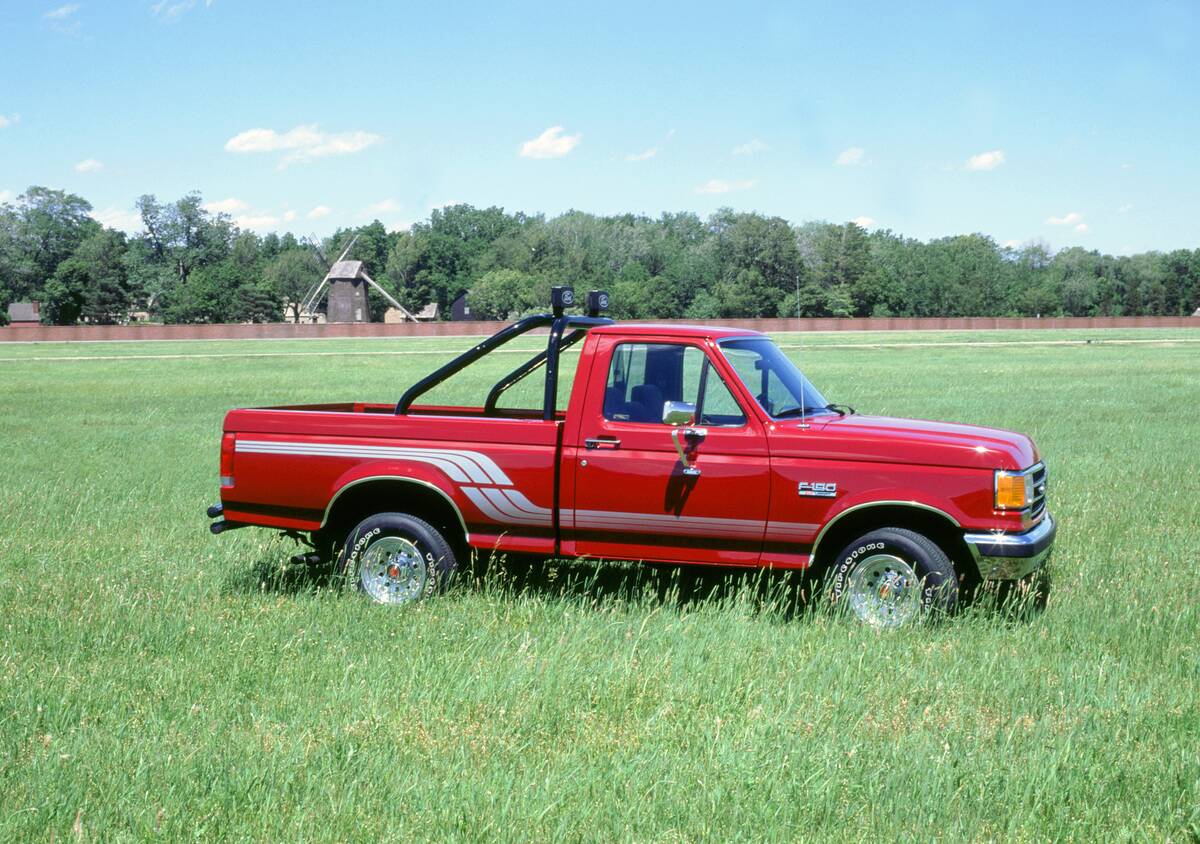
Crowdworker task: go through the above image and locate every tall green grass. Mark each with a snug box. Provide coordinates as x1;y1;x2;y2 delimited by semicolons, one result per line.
1;330;1197;841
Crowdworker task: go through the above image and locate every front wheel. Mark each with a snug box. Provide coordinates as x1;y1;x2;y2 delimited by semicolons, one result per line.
337;513;458;605
829;527;959;628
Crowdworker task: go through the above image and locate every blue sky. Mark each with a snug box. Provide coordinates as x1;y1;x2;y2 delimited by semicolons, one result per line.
1;1;1196;254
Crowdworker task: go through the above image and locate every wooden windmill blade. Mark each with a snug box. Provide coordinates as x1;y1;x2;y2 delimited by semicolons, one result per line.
298;234;360;318
359;270;418;321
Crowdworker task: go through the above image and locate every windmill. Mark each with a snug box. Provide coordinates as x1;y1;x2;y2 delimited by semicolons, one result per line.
297;234;418;323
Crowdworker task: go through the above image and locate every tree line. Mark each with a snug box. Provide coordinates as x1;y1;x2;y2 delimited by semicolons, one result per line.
1;185;1197;326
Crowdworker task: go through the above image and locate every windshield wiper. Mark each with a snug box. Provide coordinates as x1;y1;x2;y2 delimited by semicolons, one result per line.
773;405;819;419
825;403;856;416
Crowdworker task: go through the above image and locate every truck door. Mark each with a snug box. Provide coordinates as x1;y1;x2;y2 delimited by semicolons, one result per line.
564;337;769;566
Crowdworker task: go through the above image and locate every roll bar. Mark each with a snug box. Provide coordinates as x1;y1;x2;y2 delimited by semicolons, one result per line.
394;313;613;420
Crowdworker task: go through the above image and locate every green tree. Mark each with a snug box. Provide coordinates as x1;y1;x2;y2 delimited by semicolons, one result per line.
468;269;538;319
136;192;233;312
73;229;132;323
266;250;324;322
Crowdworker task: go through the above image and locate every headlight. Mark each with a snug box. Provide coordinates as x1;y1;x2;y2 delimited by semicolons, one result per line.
994;469;1034;510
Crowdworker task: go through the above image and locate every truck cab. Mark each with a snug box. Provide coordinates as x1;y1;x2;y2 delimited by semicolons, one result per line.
209;289;1054;628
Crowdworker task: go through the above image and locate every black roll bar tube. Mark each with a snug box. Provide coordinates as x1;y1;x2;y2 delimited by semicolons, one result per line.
395;313;613;416
484;329;588;415
395;314;554;414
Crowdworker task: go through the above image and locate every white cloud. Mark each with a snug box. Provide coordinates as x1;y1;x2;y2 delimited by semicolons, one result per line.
1045;211;1083;226
835;146;866;166
202;197;247;214
1117;203;1134;213
694;178;757;195
91;206;143;233
625;147;659;162
150;0;210;21
733;139;770;157
1120;163;1133;170
1074;223;1089;234
0;114;18;129
851;216;876;228
306;205;332;220
43;3;81;33
519;126;582;159
73;158;104;173
45;3;80;19
1002;239;1023;249
965;149;1006;171
0;190;14;204
235;214;281;230
625;129;675;163
224;124;382;168
366;198;401;214
283;209;296;222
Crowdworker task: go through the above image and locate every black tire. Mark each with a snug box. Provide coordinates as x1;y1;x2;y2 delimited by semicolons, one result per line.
828;527;959;627
337;512;458;605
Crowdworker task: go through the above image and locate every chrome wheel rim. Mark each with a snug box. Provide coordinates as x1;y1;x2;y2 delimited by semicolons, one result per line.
359;536;428;605
847;553;920;628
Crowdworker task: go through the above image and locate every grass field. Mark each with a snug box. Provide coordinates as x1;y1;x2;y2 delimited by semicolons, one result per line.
1;328;1198;841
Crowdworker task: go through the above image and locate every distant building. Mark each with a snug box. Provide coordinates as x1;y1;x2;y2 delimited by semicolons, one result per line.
450;293;473;321
7;301;40;328
325;260;369;323
415;302;439;321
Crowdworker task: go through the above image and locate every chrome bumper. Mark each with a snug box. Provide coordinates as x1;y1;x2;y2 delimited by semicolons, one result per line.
964;514;1056;580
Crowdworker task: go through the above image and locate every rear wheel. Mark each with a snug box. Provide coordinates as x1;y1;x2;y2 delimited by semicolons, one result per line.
337;512;458;605
829;527;959;628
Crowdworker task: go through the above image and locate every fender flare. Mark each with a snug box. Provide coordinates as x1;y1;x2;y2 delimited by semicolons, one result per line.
809;497;963;563
320;464;469;541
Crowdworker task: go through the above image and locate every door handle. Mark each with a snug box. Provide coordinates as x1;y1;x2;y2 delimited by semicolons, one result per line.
585;437;621;450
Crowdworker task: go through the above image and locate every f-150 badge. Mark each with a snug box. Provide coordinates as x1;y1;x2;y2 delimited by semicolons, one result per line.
798;481;838;498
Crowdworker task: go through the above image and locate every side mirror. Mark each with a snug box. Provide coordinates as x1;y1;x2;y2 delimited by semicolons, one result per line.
662;400;696;426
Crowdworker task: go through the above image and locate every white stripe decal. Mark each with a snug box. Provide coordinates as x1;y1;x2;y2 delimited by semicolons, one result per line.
234;440;778;540
766;521;820;533
235;441;511;484
500;489;553;517
480;488;551;525
463;487;548;526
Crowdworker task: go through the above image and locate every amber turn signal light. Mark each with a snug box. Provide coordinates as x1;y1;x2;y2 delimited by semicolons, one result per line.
994;471;1028;509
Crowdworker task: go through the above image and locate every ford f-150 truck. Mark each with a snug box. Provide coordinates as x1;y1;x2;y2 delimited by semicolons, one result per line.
207;288;1055;628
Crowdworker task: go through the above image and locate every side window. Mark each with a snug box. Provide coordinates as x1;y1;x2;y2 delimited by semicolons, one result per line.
699;366;746;426
603;343;746;426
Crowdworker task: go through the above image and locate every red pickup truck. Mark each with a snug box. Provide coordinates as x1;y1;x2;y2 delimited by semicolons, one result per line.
208;288;1054;628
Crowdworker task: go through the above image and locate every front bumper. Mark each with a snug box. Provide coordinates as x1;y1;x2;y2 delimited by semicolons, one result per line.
964;514;1056;580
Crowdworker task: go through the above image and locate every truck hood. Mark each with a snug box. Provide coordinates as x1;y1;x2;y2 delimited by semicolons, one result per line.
768;413;1039;471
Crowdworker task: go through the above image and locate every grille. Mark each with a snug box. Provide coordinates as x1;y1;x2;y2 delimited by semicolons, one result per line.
1029;463;1047;520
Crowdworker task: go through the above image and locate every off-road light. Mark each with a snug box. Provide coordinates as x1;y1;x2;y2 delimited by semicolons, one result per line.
586;290;610;316
550;286;575;315
994;470;1032;510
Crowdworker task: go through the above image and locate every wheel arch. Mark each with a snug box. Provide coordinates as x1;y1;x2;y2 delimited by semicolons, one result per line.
810;501;978;581
320;476;469;557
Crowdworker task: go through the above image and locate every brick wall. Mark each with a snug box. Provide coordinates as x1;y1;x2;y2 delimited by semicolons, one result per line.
0;315;1195;342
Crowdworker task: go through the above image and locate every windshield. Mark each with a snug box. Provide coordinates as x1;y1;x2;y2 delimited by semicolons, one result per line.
719;337;831;419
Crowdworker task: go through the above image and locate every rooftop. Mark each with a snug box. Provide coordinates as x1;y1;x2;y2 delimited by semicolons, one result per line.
327;260;366;280
589;322;763;340
7;302;39;323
